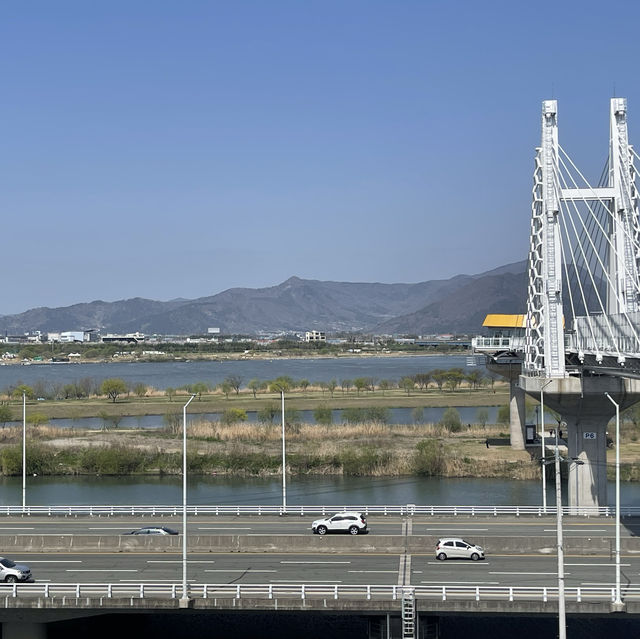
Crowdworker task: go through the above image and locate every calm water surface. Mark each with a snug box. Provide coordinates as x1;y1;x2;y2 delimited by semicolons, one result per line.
0;355;482;391
4;475;638;508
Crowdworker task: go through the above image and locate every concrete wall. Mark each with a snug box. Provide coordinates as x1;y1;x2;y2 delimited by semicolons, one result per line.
0;534;637;555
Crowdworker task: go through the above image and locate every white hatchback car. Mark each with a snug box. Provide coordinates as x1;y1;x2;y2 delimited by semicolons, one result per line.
312;512;367;535
435;538;485;561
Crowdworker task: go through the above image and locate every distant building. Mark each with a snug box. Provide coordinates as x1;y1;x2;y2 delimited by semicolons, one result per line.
101;332;146;344
305;330;326;342
47;331;92;343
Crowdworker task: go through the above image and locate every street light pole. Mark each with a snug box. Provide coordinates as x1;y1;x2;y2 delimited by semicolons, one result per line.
554;428;566;639
540;379;552;513
605;392;623;608
22;392;26;512
181;394;196;604
281;390;287;514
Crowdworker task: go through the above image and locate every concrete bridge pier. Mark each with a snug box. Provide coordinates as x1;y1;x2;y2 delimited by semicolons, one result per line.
520;375;640;512
486;361;526;450
509;382;526;450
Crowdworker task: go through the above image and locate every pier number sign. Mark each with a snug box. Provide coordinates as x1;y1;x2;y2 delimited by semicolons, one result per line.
583;432;597;440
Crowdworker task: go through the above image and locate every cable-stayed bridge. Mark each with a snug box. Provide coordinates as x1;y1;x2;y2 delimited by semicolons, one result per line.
474;98;640;511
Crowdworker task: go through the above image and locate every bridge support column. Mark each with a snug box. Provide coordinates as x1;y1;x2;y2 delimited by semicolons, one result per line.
510;381;526;450
520;375;640;512
3;622;47;639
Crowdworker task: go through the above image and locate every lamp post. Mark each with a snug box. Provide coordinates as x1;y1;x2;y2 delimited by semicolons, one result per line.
281;390;287;514
181;394;196;604
554;426;566;639
22;392;26;512
540;379;553;513
605;392;623;608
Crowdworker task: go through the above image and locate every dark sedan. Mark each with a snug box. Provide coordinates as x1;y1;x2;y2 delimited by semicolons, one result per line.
122;526;179;536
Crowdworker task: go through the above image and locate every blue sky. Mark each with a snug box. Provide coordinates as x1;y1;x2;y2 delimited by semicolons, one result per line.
2;0;640;314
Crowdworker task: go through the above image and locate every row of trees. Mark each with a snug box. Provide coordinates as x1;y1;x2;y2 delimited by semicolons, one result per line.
1;367;500;405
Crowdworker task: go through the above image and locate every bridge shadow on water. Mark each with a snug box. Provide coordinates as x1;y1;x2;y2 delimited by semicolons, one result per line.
45;611;640;639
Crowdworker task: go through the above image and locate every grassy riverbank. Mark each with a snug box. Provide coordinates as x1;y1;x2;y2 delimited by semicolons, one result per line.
2;385;510;420
2;380;639;481
1;419;638;482
0;421;538;479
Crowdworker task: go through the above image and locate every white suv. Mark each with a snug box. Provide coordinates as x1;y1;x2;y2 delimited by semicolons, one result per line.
0;557;33;582
312;512;367;535
435;538;484;561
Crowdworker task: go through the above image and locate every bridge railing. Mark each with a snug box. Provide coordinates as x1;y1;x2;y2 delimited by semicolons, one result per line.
0;582;636;604
0;504;637;517
472;336;526;351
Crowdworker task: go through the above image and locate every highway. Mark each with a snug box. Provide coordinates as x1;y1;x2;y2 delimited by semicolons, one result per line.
7;552;640;589
0;514;635;537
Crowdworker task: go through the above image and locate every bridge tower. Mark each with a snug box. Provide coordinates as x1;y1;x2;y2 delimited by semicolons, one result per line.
520;99;640;512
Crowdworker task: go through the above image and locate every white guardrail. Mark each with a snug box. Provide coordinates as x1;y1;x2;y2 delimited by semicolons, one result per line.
0;504;638;517
0;582;635;604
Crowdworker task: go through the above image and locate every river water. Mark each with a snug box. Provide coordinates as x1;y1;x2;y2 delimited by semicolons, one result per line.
4;475;639;508
0;354;481;391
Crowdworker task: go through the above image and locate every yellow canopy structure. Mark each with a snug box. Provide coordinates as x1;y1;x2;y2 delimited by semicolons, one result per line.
482;314;527;328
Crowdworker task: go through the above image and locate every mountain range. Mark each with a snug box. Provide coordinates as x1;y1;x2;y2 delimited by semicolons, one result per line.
0;261;528;336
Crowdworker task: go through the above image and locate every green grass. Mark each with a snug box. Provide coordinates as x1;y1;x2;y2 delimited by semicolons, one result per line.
4;385;509;420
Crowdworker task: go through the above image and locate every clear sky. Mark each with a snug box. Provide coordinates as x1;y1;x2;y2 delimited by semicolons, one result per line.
2;0;640;314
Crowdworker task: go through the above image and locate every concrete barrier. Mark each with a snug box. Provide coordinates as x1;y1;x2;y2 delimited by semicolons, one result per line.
0;534;638;554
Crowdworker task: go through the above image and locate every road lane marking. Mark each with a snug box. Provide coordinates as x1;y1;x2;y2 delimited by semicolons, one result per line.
544;529;606;532
280;561;351;564
489;570;571;577
146;560;216;564
420;580;500;585
118;579;190;585
205;569;277;573
565;563;630;567
427;562;490;566
23;560;82;563
349;570;398;573
197;527;252;530
67;569;138;572
0;527;34;530
425;528;489;531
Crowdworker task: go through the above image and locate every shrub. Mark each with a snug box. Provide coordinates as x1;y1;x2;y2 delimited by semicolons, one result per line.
364;407;389;424
220;409;248;425
163;411;181;435
439;407;462;433
313;405;333;425
497;404;510;424
338;447;390;475
258;403;278;423
341;407;365;424
413;439;446;476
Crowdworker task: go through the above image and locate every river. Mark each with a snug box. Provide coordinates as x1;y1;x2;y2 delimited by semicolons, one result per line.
4;475;639;508
0;354;482;392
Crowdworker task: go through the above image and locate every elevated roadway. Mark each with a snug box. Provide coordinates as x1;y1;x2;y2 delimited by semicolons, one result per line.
8;551;640;590
0;514;636;539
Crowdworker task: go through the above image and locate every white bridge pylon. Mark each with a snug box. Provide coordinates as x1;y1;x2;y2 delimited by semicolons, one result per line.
516;99;640;511
525;98;640;379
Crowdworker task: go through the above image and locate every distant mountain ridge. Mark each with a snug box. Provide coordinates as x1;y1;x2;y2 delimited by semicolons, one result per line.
0;261;528;335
